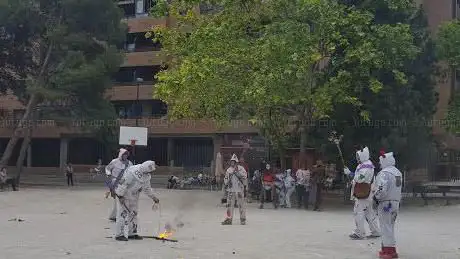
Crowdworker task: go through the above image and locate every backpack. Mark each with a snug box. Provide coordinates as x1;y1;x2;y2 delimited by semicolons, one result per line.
353;182;372;199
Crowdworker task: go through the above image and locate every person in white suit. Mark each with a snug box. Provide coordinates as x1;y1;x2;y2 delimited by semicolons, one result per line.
105;148;133;221
113;160;159;241
221;154;248;225
374;151;402;259
344;146;380;240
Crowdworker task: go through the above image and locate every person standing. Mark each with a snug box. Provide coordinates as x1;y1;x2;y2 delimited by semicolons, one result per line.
295;163;311;209
259;163;276;209
0;167;17;191
114;160;159;241
374;151;402;259
311;160;325;211
105;148;133;222
65;163;74;187
274;169;285;207
222;154;248;225
344;146;380;240
283;169;296;208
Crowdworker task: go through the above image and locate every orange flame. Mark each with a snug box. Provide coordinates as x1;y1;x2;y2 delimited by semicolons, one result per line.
158;230;174;239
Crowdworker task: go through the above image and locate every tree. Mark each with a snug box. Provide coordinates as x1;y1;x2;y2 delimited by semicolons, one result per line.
0;0;41;96
149;0;419;163
325;0;438;169
438;20;460;134
0;0;126;175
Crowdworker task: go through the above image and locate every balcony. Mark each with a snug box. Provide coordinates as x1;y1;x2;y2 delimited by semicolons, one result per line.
0;118;258;138
118;0;168;33
105;83;155;101
122;51;164;66
124;16;168;33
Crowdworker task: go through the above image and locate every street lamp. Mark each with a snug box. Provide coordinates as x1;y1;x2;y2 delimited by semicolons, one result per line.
135;77;143;126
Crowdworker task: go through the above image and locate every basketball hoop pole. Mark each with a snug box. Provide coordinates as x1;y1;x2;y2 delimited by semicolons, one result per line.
130;139;137;164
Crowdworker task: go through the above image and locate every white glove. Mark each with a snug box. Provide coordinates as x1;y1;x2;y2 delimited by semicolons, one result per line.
343;167;352;175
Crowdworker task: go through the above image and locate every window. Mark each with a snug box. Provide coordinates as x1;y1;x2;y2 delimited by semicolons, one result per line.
119;2;135;17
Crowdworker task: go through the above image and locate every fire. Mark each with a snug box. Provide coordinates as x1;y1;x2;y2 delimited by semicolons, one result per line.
158;230;174;239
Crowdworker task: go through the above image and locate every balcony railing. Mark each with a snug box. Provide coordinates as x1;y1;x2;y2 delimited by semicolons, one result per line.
111;80;155;86
0;118;258;137
125;44;161;52
122;51;164;66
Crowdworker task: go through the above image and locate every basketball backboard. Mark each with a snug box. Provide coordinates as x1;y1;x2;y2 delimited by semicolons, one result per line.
119;126;148;146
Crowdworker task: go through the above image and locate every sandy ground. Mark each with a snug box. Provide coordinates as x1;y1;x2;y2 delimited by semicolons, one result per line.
1;187;460;259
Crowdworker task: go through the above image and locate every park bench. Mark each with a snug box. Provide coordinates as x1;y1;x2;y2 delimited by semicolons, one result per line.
414;181;460;206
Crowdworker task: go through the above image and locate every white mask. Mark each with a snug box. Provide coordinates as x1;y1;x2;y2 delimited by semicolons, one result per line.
266;165;270;170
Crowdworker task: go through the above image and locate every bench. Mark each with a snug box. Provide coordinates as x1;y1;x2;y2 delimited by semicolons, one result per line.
414;182;460;206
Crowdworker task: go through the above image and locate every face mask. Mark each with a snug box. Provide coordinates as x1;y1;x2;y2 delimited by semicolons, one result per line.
266;165;270;170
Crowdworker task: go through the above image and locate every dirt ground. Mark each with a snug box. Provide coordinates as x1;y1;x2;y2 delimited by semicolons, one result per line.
1;187;459;259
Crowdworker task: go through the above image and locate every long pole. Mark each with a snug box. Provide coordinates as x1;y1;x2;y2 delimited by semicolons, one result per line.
136;82;140;127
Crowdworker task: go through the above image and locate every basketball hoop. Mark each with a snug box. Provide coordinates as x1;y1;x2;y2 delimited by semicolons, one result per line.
130;139;137;146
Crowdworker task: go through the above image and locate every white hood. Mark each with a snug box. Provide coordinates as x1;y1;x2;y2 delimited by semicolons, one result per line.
379;152;396;169
230;154;239;163
356;146;370;163
139;160;156;174
118;148;129;159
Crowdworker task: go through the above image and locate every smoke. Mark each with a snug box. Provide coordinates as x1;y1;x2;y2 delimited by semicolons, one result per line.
162;191;198;231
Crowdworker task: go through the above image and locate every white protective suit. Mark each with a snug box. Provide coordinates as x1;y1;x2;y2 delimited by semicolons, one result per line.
283;169;296;208
344;147;380;239
274;172;284;206
105;148;133;220
222;154;248;224
374;152;402;258
114;160;158;239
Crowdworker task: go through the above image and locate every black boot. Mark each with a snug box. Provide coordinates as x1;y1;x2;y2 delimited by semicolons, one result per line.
221;218;232;225
115;236;128;241
128;235;143;240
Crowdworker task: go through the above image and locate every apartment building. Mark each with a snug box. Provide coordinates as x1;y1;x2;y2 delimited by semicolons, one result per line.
0;0;258;171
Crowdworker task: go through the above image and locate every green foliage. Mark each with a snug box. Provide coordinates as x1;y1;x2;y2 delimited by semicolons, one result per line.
149;0;420;155
325;0;437;169
0;0;42;96
437;20;460;136
437;20;460;69
0;0;126;167
1;0;126;124
445;94;460;134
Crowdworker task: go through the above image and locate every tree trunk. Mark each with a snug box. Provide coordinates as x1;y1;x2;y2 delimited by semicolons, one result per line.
15;127;32;185
278;148;286;171
0;94;37;167
0;34;55;168
299;123;308;167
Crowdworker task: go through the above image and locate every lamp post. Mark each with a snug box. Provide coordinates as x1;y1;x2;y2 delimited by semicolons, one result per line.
135;77;143;126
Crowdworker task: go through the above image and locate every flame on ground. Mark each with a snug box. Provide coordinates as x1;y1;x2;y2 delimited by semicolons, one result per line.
158;230;174;239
